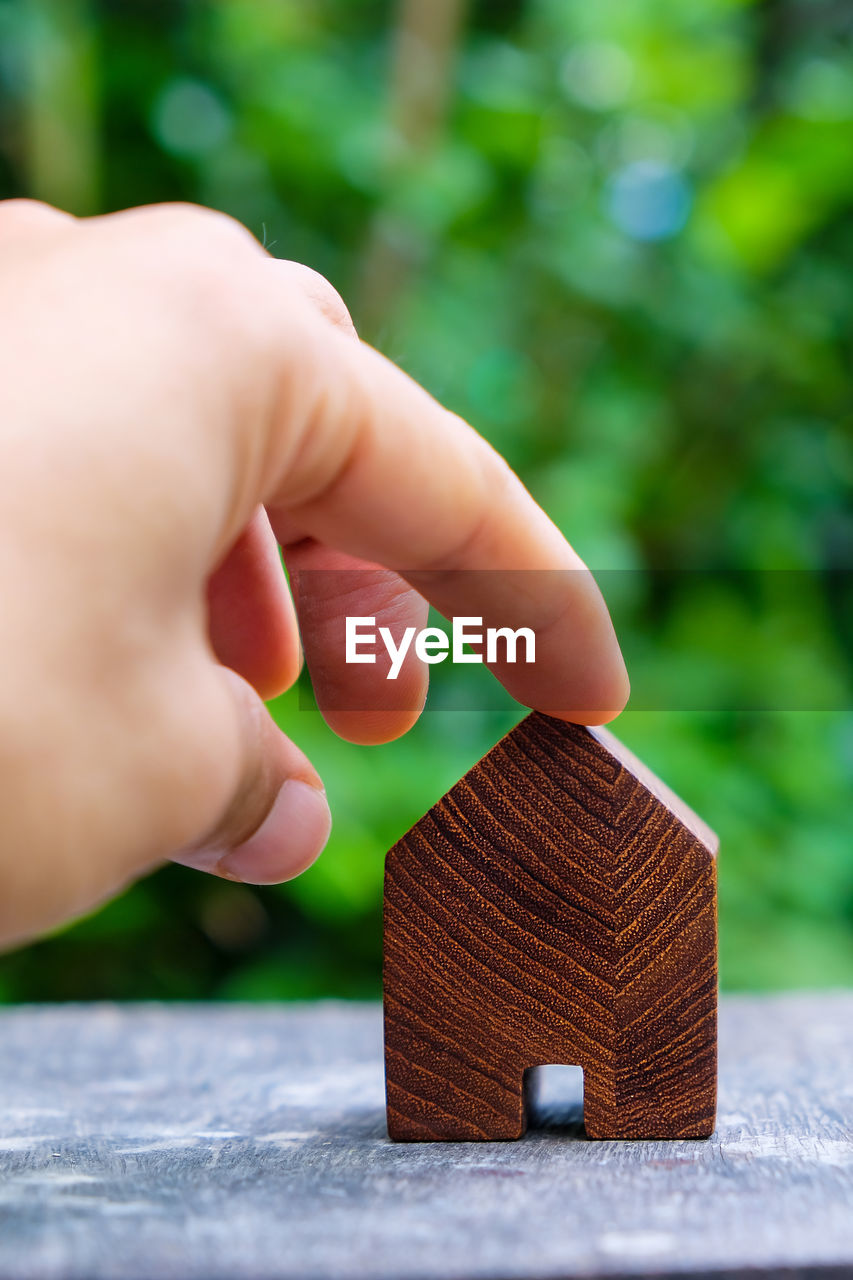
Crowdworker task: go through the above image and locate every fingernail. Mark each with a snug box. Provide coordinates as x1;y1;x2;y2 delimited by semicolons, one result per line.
216;779;332;885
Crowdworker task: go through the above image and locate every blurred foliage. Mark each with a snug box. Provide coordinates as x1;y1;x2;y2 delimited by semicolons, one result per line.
0;0;850;1001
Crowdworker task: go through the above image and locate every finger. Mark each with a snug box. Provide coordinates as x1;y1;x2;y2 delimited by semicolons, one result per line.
252;314;629;724
207;507;301;700
173;666;331;884
286;540;429;745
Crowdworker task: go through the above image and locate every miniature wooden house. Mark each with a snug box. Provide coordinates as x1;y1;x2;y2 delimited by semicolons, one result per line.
383;712;718;1141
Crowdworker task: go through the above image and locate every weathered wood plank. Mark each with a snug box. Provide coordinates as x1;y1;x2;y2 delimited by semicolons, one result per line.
0;994;851;1279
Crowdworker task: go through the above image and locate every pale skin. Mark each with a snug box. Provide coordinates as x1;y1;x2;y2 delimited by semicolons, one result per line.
0;198;629;950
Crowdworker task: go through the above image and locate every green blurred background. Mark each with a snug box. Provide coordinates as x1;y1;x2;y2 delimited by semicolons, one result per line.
0;0;850;1000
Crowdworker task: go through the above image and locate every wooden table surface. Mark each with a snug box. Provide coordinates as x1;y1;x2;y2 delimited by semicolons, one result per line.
0;994;851;1280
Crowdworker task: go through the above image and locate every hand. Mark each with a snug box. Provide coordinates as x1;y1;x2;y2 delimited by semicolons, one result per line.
0;199;628;948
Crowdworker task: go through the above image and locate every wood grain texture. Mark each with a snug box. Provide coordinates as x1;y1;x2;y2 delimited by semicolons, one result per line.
384;712;718;1141
0;998;851;1280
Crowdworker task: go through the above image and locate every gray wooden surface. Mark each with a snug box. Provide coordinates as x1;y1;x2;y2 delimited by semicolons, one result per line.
0;995;851;1280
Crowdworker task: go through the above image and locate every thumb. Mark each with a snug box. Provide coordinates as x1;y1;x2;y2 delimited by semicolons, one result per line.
173;667;331;884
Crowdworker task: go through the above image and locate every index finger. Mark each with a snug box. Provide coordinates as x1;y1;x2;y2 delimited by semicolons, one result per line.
258;314;628;725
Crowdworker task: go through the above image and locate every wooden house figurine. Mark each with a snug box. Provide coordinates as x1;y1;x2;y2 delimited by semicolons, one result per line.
383;712;718;1141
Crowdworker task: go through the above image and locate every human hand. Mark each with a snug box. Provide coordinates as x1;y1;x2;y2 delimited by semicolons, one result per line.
0;199;628;948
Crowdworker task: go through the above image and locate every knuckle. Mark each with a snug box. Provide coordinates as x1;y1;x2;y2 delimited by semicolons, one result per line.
0;198;74;236
112;203;266;344
132;201;260;255
278;261;356;335
119;203;260;293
